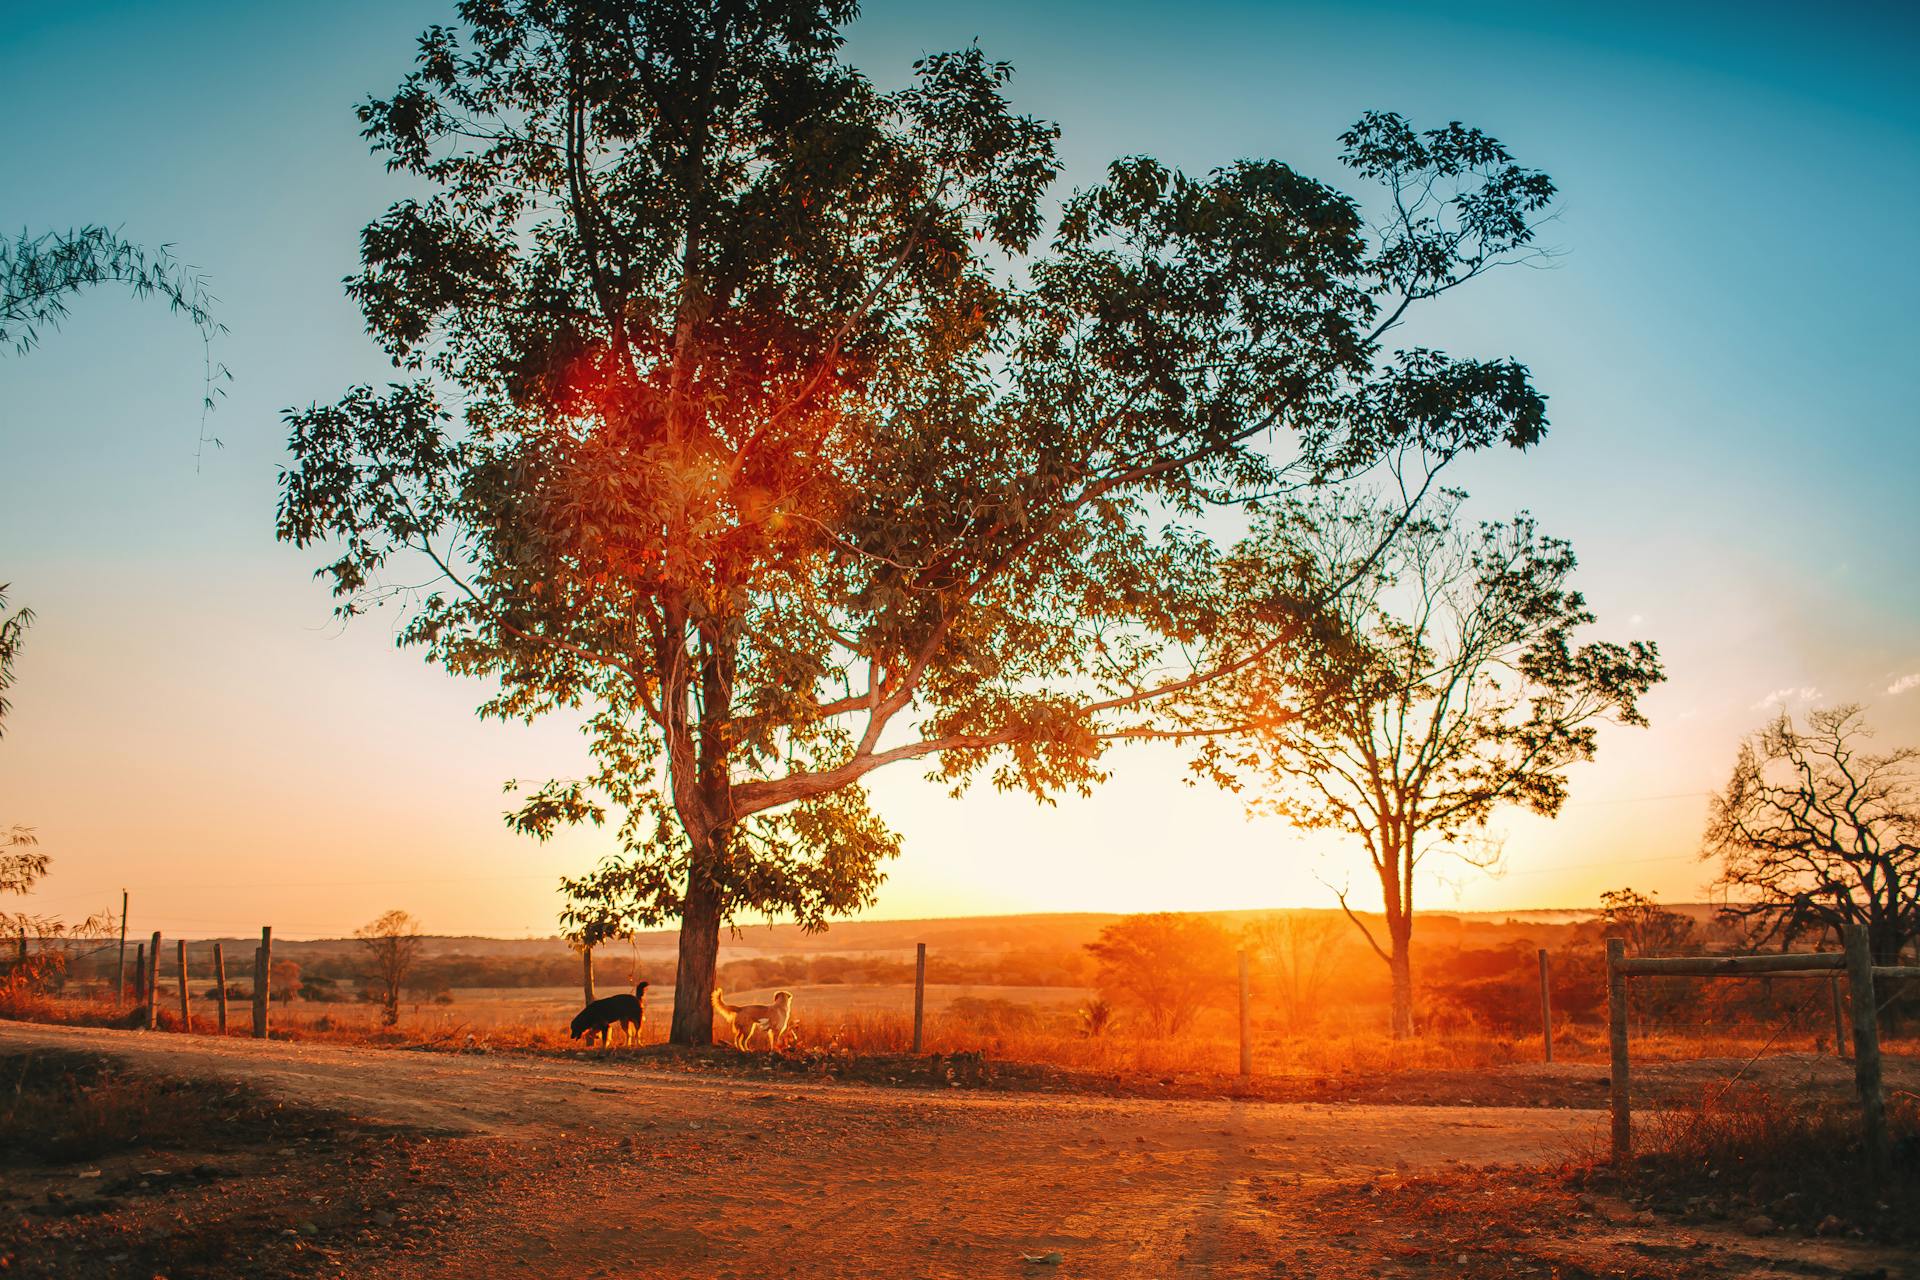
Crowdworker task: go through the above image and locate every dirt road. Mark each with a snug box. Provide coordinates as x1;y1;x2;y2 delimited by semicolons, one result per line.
4;1021;1906;1278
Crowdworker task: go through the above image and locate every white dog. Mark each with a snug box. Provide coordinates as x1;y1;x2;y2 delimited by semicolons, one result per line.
711;988;794;1051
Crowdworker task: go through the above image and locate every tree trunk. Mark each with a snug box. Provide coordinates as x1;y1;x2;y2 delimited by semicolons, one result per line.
1388;929;1414;1040
669;858;724;1045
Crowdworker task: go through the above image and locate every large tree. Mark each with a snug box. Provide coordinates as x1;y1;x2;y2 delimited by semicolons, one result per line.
277;0;1560;1043
1199;490;1662;1037
1706;705;1918;964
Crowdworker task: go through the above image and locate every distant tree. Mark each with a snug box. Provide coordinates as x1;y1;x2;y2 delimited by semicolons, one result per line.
1200;490;1663;1037
277;0;1561;1045
271;958;301;1005
355;909;424;1026
1086;913;1236;1037
1244;912;1346;1031
1596;887;1695;956
1707;705;1918;964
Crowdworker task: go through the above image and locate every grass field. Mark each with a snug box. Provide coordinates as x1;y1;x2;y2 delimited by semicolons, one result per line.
15;977;1910;1095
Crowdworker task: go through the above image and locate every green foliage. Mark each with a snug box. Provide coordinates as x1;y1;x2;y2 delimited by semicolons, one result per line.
276;0;1561;1040
0;825;45;897
0;227;228;441
0;584;33;737
1205;489;1662;843
0;226;221;356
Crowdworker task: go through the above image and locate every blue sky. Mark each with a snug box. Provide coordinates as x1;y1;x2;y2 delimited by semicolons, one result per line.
2;1;1916;937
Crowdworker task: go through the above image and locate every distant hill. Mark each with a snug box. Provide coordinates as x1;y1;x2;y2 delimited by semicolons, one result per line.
211;902;1709;962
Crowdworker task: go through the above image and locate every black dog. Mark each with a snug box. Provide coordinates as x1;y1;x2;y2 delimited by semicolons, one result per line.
570;981;649;1047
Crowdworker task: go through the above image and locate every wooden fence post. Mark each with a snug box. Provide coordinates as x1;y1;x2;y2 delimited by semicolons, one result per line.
1538;948;1554;1064
1238;948;1252;1078
1843;925;1889;1184
251;932;274;1043
116;891;128;1001
911;942;927;1054
214;942;228;1034
1829;975;1849;1059
253;926;273;1038
582;946;595;1005
1607;938;1629;1165
176;939;190;1031
146;931;161;1029
134;943;145;1009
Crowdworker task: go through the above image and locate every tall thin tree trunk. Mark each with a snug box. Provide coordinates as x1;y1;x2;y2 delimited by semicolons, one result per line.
669;854;724;1045
1388;929;1414;1040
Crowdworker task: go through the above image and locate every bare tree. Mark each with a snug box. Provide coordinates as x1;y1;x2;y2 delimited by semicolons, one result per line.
1244;912;1346;1031
1201;490;1662;1037
1707;705;1918;964
354;910;424;1026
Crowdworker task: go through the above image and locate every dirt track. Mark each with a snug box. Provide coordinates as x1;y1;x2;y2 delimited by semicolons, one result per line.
3;1021;1911;1278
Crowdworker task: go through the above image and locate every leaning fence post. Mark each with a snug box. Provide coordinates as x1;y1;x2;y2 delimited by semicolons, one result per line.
147;931;162;1029
176;939;191;1031
1538;948;1554;1064
911;942;927;1054
214;942;228;1033
1843;924;1889;1184
1607;938;1629;1165
1238;948;1252;1078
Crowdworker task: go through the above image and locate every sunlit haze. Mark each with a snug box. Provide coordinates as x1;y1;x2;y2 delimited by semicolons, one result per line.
3;0;1916;939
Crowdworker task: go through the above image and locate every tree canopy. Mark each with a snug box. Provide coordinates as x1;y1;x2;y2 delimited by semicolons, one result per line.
277;0;1561;1042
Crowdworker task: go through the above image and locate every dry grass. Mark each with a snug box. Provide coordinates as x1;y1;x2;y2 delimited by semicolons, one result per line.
0;1048;340;1164
1580;1085;1920;1244
9;984;1911;1098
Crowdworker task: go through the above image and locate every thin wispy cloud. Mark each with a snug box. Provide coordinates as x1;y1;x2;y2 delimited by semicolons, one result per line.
1889;673;1920;696
1753;686;1821;711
